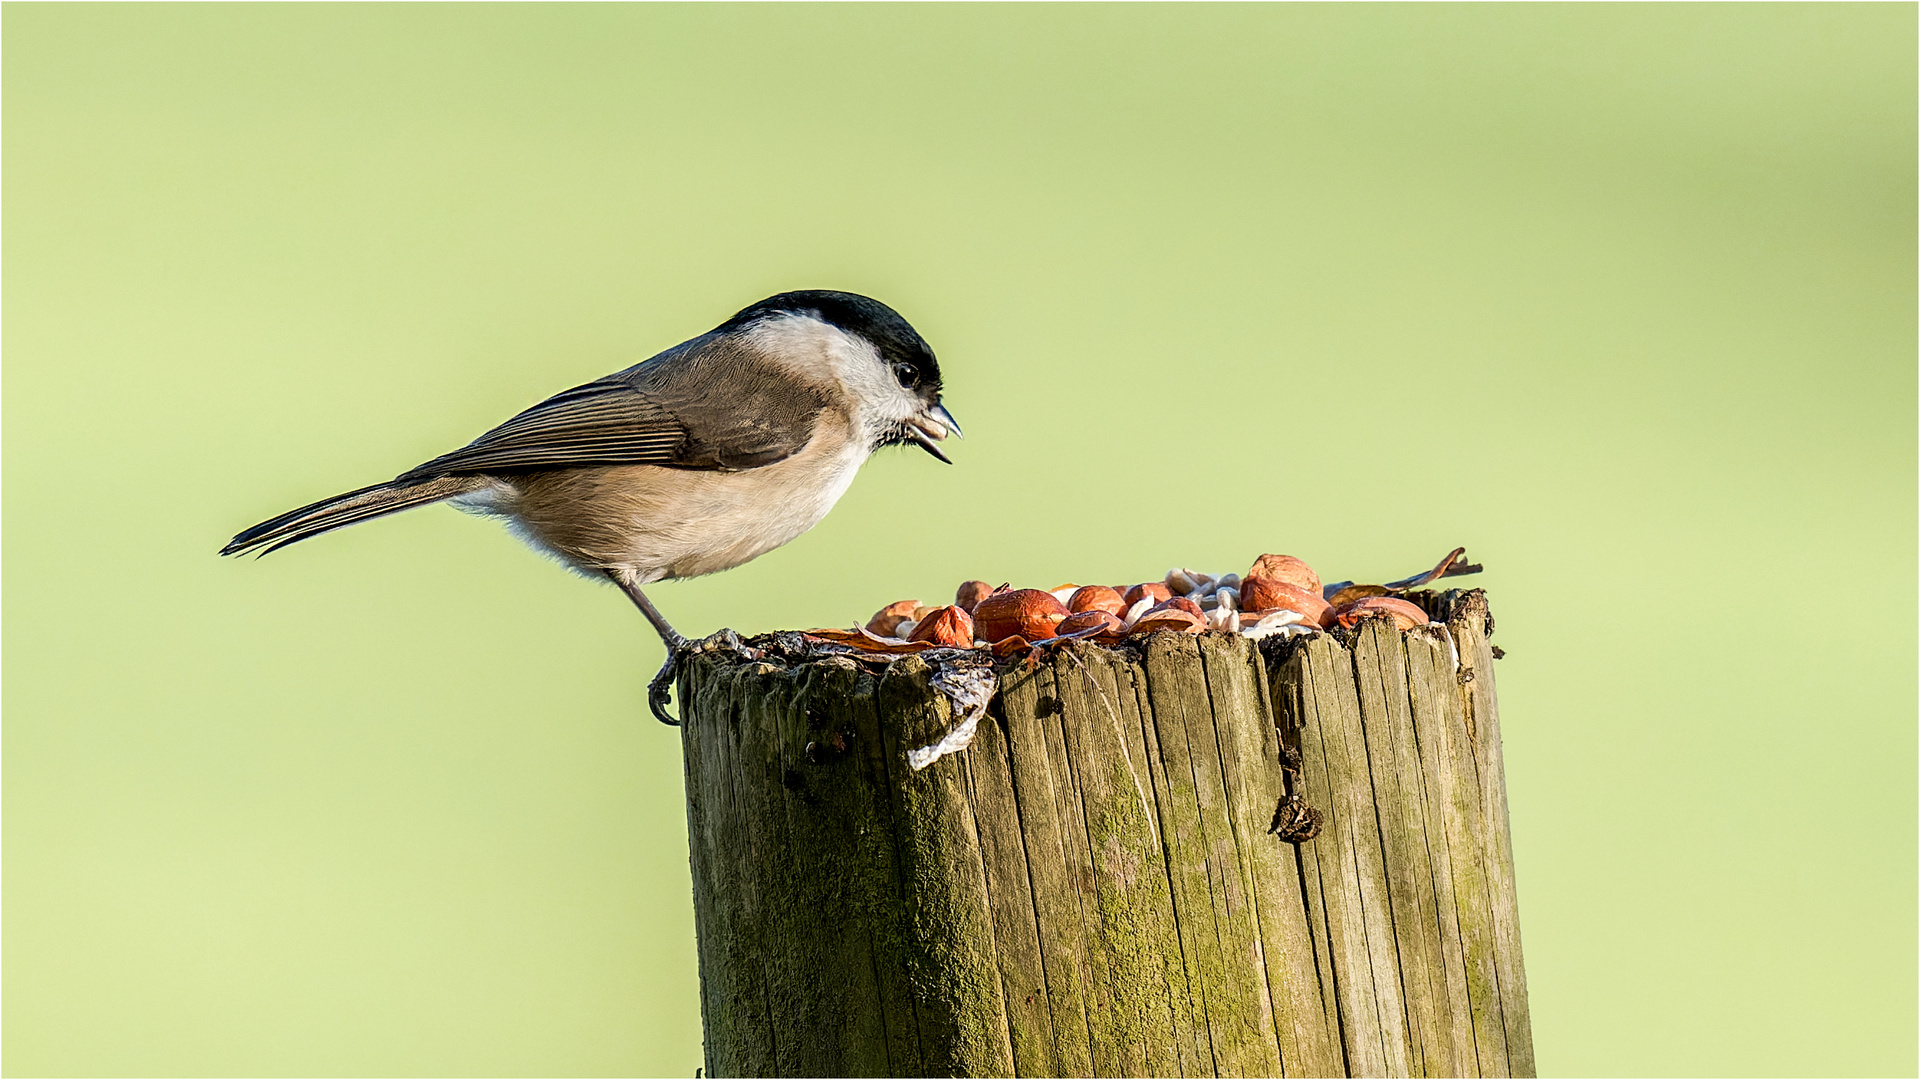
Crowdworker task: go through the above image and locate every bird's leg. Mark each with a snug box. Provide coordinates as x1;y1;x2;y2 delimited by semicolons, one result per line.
607;572;690;725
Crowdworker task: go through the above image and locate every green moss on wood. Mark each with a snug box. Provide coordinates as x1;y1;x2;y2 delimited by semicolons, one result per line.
680;598;1529;1077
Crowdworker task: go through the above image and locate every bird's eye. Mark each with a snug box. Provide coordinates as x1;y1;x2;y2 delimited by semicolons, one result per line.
892;362;918;387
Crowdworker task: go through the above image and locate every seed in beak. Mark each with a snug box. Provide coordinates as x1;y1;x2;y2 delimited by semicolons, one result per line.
927;402;962;439
905;425;953;463
904;408;957;463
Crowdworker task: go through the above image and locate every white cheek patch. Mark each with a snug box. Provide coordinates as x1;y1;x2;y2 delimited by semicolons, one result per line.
744;314;925;443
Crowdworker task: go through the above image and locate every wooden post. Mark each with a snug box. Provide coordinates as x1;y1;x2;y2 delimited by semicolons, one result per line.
677;589;1531;1078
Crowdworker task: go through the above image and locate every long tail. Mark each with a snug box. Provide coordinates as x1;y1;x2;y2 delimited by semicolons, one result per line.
221;475;487;557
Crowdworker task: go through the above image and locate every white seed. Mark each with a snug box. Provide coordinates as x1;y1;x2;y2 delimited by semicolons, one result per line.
1218;573;1241;591
1215;587;1238;612
893;619;919;641
1050;586;1079;606
1166;568;1199;595
1208;607;1240;633
1121;596;1154;630
1240;609;1315;641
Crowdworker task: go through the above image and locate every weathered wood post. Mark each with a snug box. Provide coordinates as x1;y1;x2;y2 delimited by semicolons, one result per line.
677;589;1532;1078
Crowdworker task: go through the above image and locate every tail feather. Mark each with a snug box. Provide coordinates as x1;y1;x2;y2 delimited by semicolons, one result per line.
221;476;486;557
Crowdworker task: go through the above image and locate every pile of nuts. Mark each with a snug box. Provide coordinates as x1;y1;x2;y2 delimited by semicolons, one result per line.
817;550;1474;658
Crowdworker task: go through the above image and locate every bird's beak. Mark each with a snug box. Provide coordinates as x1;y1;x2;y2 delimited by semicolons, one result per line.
927;402;962;439
905;402;961;464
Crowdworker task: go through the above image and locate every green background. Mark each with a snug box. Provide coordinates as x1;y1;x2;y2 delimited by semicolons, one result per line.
5;4;1914;1076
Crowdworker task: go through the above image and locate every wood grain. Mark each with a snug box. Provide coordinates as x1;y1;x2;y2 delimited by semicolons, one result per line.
678;591;1529;1077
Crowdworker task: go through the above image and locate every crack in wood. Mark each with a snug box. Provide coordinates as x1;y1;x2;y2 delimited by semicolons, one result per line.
680;590;1530;1077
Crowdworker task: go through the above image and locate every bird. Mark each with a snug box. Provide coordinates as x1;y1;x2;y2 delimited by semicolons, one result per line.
222;289;959;723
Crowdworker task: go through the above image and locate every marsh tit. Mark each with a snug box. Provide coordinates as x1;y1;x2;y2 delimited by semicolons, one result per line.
222;290;960;722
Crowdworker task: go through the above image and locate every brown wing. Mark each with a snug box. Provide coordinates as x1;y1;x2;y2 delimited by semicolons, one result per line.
398;335;827;479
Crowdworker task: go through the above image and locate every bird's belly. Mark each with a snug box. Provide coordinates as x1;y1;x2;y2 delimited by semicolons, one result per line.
491;440;868;583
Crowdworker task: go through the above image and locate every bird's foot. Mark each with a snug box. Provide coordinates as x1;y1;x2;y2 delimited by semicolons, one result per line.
695;627;763;660
647;629;764;726
647;644;687;726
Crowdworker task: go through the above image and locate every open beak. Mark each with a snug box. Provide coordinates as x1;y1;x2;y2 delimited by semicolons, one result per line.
905;402;962;464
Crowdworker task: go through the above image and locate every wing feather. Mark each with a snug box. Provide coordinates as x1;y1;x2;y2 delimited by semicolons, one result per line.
397;338;826;479
397;383;690;477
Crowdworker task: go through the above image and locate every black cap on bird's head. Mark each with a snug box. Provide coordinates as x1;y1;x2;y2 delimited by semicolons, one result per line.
723;289;940;394
722;289;960;462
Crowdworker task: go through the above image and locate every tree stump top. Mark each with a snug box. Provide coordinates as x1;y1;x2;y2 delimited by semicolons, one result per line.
678;588;1530;1078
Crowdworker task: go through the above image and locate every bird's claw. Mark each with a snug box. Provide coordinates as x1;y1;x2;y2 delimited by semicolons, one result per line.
648;629;763;725
648;645;686;726
700;628;760;659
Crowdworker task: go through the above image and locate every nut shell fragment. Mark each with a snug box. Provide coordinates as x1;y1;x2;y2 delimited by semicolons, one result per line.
803;627;943;654
865;599;922;638
973;588;1070;644
1130;607;1206;636
989;634;1039;657
1123;582;1173;609
1057;609;1126;643
954;581;994;614
908;605;976;647
1335;596;1430;631
1241;576;1335;628
1325;583;1391;609
1248;554;1321;596
1149;596;1205;619
1241;610;1316;642
1068;585;1128;618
